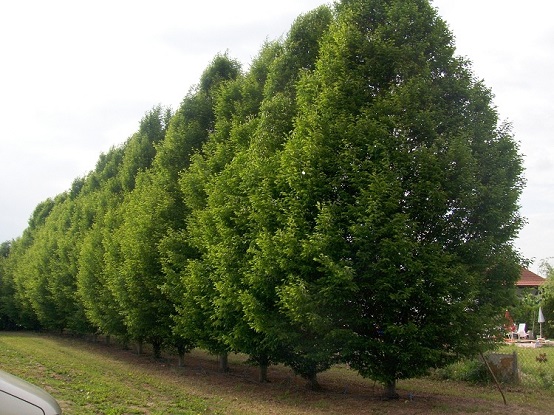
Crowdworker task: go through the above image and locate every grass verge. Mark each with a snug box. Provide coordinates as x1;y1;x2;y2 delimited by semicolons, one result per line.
0;332;552;414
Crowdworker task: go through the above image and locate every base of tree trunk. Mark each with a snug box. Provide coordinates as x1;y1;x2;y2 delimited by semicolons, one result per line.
218;353;229;372
259;364;269;383
153;341;162;359
383;380;399;400
306;374;321;391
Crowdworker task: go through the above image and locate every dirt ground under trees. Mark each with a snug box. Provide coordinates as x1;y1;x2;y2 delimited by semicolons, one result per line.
76;336;548;415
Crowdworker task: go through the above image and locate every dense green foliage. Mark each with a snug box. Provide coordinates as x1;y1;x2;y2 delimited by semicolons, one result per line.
0;0;524;397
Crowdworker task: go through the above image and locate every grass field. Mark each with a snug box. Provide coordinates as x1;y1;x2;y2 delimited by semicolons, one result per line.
0;332;552;414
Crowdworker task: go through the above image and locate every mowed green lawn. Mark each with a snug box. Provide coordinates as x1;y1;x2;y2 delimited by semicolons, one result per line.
0;332;211;414
0;332;552;415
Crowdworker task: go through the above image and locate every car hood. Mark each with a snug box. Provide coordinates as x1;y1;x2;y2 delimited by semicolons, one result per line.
0;369;62;414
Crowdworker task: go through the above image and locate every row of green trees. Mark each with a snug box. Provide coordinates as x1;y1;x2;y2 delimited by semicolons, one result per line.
0;0;525;397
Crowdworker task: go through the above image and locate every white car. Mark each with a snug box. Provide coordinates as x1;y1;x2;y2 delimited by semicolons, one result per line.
0;369;62;415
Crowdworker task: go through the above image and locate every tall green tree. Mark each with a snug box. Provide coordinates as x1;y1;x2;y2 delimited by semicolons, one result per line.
235;7;335;386
114;54;241;358
16;191;92;333
77;145;128;340
170;7;335;384
77;212;127;339
102;106;172;352
2;203;51;330
113;173;175;355
17;196;69;331
172;56;252;365
268;0;524;397
170;45;289;375
0;241;17;330
119;105;172;192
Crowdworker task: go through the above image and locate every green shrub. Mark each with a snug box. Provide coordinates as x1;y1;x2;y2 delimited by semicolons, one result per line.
430;358;490;384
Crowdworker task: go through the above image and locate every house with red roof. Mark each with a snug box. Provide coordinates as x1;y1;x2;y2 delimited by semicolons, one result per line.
517;268;546;295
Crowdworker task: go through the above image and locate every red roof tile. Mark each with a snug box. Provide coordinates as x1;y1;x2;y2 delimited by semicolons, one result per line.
517;268;546;287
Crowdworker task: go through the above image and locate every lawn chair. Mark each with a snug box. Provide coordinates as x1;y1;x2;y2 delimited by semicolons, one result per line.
517;323;529;340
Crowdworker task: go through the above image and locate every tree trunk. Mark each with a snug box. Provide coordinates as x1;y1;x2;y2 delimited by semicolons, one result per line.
259;363;269;383
306;373;321;391
136;340;143;355
152;339;162;359
258;354;269;383
218;353;229;372
176;344;186;368
383;380;399;400
178;351;185;368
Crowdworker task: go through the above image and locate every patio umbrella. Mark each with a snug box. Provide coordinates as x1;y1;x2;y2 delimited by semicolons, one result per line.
538;307;546;339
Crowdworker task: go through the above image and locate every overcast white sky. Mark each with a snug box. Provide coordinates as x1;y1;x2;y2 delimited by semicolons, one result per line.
0;1;552;274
